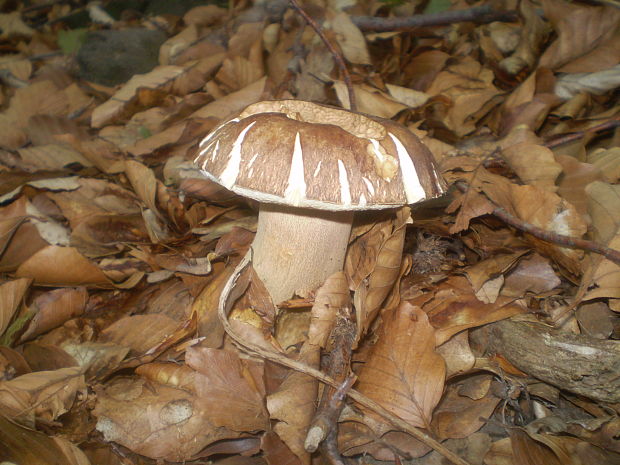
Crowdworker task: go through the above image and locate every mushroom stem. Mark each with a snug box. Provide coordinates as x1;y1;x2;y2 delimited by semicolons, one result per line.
251;203;353;304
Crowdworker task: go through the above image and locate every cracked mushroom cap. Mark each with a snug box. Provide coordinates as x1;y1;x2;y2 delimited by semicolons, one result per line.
194;100;446;211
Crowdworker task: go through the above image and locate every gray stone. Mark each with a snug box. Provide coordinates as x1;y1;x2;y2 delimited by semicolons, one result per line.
77;28;167;86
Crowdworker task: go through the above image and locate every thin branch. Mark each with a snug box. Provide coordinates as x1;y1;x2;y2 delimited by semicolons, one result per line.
288;0;357;112
544;116;620;149
351;6;518;32
455;182;620;266
218;254;473;465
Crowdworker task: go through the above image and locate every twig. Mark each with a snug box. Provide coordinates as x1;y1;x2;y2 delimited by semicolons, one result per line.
318;376;356;465
351;6;518;32
288;0;357;112
218;253;473;465
544;116;620;149
306;308;356;454
455;182;620;266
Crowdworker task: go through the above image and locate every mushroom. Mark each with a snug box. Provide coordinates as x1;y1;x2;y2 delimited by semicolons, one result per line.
194;100;446;304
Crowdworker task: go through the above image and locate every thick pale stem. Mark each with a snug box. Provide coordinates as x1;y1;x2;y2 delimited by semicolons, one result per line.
251;203;353;304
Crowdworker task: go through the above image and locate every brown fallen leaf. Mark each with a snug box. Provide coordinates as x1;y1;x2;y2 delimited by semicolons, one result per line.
94;376;247;461
0;277;31;337
539;0;620;72
261;430;303;465
416;275;525;345
266;343;319;464
433;376;501;440
436;331;475;379
355;302;446;430
16;245;112;287
578;182;620;301
502;142;562;191
100;314;180;356
91;62;219;128
499;0;549;75
0;415;91;465
22;342;78;372
328;10;371;66
0;197;50;272
19;287;88;342
346;208;409;340
187;346;268;432
0;366;85;427
308;271;350;348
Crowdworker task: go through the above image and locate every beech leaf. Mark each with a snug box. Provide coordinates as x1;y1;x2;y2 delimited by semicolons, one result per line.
355;303;446;429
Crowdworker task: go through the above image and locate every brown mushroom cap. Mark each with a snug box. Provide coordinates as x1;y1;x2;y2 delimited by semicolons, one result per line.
194;100;446;211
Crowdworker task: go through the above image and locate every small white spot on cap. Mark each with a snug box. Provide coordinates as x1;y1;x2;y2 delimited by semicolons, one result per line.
219;121;256;189
362;177;375;196
359;192;367;207
337;159;351;206
388;132;425;203
313;161;322;178
284;132;307;206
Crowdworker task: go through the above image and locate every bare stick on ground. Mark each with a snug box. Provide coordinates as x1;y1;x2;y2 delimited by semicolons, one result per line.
455;182;620;266
544;116;620;149
351;5;518;31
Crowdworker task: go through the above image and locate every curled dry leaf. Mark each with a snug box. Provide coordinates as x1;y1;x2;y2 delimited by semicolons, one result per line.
124;160;159;216
61;341;130;379
436;331;475;379
464;252;528;297
308;271;350;348
91;66;188;128
0;197;51;272
425;57;501;136
500;0;549;75
0;366;85;427
578;182;620;301
0;278;31;337
19;287;88;342
261;430;303;465
190;76;267;120
346;208;409;340
22;342;78;372
475;167;588;275
193;262;236;344
510;429;563;465
556;154;603;217
502;143;562;191
539;0;620;72
266;343;319;464
414;275;525;345
588;147;620;183
135;362;196;391
328;10;371;66
355;303;446;430
334;81;408;118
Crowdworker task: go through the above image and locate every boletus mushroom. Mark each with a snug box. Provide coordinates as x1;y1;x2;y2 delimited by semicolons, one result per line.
194;100;446;304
